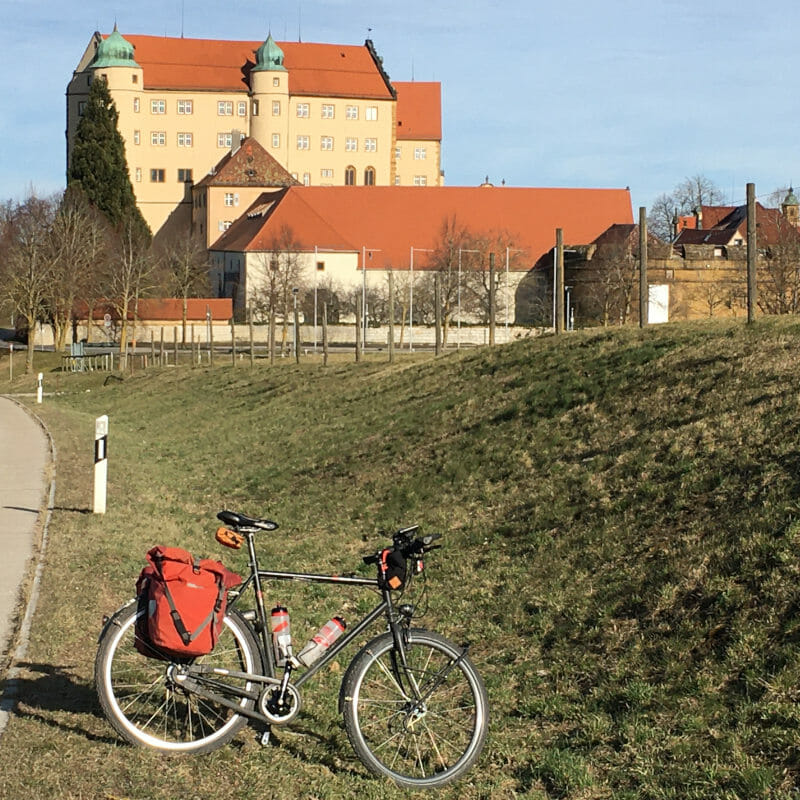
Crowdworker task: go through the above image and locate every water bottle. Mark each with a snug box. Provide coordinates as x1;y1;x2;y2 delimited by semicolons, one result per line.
270;605;292;666
297;617;346;667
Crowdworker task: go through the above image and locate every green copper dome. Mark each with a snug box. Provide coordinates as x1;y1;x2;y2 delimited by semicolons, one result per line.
252;33;287;72
784;187;799;206
92;26;140;69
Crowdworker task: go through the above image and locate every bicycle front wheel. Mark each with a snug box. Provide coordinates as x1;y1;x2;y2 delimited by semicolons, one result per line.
95;601;262;754
341;629;488;789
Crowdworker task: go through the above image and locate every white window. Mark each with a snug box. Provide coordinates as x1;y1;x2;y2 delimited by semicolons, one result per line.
237;101;247;117
135;167;142;182
217;100;233;116
395;146;401;159
303;173;311;186
320;168;333;179
151;99;165;114
394;176;401;185
224;192;234;207
413;175;428;186
151;131;166;146
414;147;427;160
345;137;358;152
364;138;377;152
321;136;333;151
366;106;378;121
296;103;310;118
177;132;193;147
272;100;281;116
217;132;233;148
133;130;140;145
346;105;358;120
271;133;280;148
133;97;140;113
177;99;193;115
296;135;310;150
321;104;335;119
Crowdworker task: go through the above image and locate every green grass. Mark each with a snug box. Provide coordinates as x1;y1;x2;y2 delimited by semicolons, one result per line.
2;319;800;798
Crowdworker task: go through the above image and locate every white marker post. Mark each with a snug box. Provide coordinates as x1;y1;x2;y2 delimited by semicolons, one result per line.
36;372;43;404
93;415;109;514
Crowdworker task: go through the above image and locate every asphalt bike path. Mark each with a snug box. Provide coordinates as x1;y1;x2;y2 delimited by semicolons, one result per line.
0;395;53;735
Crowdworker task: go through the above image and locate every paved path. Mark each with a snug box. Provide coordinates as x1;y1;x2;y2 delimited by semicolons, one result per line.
0;397;49;661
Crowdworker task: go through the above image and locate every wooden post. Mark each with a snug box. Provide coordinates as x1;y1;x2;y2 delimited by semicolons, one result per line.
191;325;196;367
269;310;275;366
230;317;237;366
489;253;496;346
639;206;648;328
322;302;329;366
159;326;165;366
150;330;155;366
249;317;255;367
209;319;214;366
388;269;395;364
173;327;178;366
555;229;564;334
355;295;362;362
747;182;757;323
293;300;300;364
435;272;442;355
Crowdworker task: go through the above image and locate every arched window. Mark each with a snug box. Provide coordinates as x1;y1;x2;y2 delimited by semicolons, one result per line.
364;167;376;186
345;166;356;186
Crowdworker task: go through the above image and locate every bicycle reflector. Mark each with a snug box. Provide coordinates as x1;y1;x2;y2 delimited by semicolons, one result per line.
215;527;245;549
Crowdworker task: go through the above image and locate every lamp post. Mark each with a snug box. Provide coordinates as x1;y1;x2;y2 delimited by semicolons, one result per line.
292;287;299;362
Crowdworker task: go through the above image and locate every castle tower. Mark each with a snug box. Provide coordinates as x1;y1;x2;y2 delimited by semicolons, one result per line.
249;34;289;167
782;187;799;228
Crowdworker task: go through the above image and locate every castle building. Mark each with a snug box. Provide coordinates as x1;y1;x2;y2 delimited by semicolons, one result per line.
67;29;443;242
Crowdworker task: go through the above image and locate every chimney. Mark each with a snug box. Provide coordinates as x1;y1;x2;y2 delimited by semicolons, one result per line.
230;130;243;156
694;206;703;231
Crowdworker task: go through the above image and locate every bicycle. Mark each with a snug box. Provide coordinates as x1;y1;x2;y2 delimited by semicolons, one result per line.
95;510;489;789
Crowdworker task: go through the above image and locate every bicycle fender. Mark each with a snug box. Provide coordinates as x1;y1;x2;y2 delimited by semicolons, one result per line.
97;597;137;644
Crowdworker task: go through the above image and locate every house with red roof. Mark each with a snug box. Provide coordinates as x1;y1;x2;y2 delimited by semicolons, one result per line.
207;183;634;324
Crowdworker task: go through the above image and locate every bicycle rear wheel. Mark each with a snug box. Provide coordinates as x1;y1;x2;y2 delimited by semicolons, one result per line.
341;629;488;789
95;601;262;754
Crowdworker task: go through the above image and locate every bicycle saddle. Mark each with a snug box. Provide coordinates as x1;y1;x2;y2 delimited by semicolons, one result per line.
217;510;279;531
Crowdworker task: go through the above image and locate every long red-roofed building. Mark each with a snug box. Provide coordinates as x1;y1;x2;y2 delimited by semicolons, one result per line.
209;184;633;324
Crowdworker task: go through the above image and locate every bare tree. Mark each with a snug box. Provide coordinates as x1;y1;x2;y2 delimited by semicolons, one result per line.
162;232;210;342
426;216;471;345
577;239;638;326
758;215;800;315
103;215;157;368
460;229;516;325
248;225;304;354
46;186;110;351
648;174;726;241
3;193;58;372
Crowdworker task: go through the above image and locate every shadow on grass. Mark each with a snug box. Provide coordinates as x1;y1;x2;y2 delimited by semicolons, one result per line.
3;662;117;744
52;506;92;514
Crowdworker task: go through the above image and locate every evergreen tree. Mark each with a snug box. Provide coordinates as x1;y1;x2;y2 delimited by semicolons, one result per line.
68;76;150;239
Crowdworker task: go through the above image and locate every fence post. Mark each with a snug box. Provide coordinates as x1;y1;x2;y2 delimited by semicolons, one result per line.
150;330;155;367
249;317;255;367
435;272;442;355
160;326;165;366
230;317;237;366
209;320;214;366
388;270;395;364
173;327;178;366
322;303;329;367
355;295;362;362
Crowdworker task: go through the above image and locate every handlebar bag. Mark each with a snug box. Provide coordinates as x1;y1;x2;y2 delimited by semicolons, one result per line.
134;546;241;660
378;547;407;590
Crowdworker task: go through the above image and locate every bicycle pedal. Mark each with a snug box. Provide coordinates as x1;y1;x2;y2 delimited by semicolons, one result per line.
259;728;271;747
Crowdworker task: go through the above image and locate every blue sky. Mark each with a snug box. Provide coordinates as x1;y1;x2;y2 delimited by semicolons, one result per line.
2;0;799;212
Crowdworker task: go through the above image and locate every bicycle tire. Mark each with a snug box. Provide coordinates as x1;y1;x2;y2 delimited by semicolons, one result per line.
341;629;488;789
95;601;262;754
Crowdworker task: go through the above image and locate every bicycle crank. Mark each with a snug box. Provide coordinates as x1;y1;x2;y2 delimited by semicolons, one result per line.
258;683;301;724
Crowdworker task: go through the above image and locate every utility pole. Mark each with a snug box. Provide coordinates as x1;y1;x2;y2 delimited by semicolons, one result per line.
434;272;442;355
747;182;757;323
639;207;648;328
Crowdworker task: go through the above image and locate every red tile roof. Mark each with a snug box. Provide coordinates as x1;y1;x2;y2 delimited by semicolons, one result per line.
75;298;233;322
119;34;394;98
211;186;633;270
196;138;298;188
395;82;442;141
674;203;800;248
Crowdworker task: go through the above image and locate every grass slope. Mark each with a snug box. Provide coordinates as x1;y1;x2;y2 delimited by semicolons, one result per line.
1;319;800;799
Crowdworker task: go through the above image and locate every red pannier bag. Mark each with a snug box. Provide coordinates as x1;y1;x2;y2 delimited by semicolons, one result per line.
135;546;241;660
